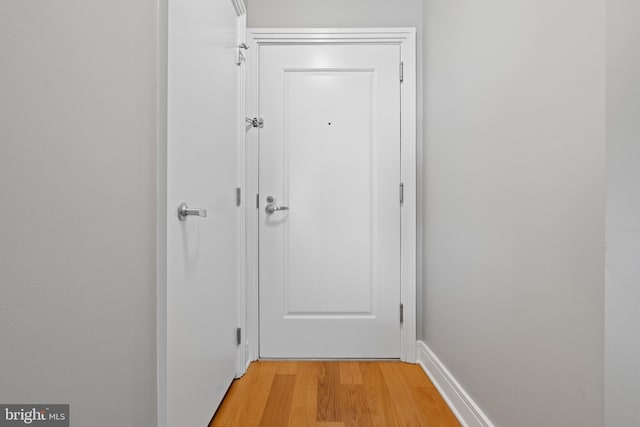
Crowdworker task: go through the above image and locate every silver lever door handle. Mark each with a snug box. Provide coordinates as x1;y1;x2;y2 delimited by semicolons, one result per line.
177;202;207;221
265;195;289;214
265;204;289;214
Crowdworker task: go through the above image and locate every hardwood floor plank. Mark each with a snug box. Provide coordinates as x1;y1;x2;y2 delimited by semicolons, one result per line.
339;361;363;385
398;363;461;426
275;360;299;375
338;384;372;427
400;362;437;388
287;362;320;427
379;362;427;426
359;362;401;427
316;362;341;422
230;361;278;427
259;374;296;427
414;386;461;427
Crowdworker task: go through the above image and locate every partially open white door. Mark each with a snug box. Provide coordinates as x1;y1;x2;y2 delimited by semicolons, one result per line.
163;0;242;425
258;43;402;358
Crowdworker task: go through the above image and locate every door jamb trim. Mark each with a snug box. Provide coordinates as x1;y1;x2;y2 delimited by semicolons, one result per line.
241;28;417;369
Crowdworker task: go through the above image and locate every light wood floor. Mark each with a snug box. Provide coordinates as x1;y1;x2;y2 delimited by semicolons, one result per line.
210;361;461;427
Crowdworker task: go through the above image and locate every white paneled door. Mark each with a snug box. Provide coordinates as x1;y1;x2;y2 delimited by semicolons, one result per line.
165;0;241;425
259;44;402;358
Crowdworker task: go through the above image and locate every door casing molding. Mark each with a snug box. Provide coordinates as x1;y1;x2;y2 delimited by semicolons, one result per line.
241;28;417;370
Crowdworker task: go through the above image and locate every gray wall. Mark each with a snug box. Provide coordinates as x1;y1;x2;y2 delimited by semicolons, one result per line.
0;1;158;426
422;1;605;426
605;0;640;425
247;0;422;28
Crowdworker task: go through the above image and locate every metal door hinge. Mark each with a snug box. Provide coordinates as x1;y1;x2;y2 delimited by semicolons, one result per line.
400;303;404;325
256;194;260;209
400;183;404;205
236;188;241;206
246;117;264;128
400;61;404;83
236;43;249;65
236;327;242;346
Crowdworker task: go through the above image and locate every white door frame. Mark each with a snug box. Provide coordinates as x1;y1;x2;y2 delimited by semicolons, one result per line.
241;28;417;368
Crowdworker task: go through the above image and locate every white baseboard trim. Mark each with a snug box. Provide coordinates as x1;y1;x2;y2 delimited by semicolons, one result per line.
416;340;495;427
